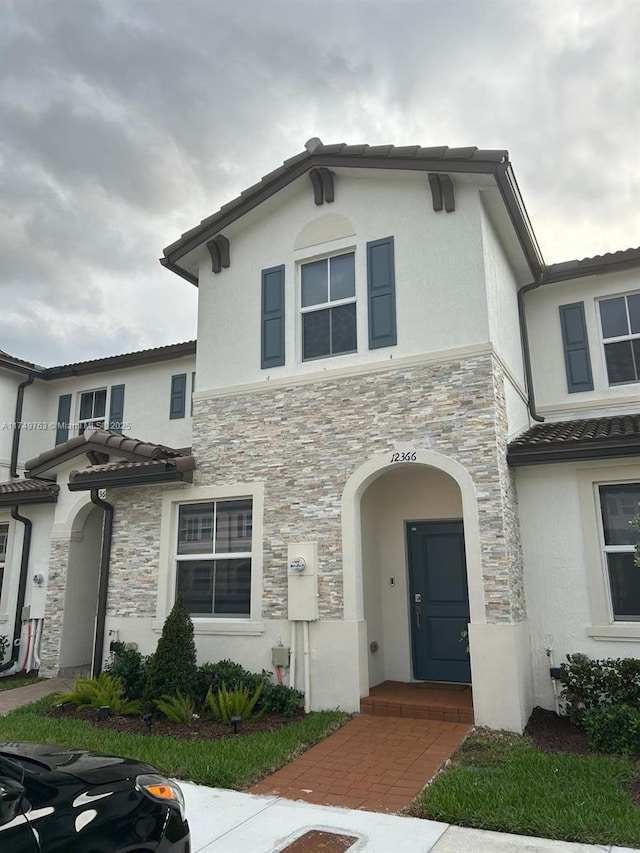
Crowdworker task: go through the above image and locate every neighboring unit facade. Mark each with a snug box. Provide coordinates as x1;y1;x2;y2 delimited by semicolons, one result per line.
0;343;196;678
2;140;639;732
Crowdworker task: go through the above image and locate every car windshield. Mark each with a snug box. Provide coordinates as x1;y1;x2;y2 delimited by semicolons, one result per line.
0;752;49;776
0;753;24;783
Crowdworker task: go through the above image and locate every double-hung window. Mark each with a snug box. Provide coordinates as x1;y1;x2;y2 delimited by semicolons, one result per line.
0;523;7;601
301;252;356;360
599;293;640;385
599;483;640;620
78;389;107;433
176;499;252;617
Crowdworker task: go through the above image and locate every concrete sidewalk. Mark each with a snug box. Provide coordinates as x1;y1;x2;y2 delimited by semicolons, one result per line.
181;783;639;853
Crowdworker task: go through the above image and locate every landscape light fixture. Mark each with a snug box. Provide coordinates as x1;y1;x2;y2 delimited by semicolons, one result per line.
230;715;242;734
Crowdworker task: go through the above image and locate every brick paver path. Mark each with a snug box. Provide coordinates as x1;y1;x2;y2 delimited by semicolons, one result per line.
250;713;470;814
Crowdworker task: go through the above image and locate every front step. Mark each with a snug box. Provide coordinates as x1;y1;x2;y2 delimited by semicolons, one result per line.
360;681;474;725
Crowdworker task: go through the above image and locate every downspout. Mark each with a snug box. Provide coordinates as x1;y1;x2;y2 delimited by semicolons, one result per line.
10;373;35;478
517;279;545;423
0;507;32;673
90;490;114;678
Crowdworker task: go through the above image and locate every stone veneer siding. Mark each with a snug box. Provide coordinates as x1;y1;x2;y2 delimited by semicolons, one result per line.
40;538;71;677
191;353;525;624
106;486;169;618
40;352;526;678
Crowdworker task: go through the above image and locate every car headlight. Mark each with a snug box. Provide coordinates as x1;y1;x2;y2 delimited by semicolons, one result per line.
135;774;186;821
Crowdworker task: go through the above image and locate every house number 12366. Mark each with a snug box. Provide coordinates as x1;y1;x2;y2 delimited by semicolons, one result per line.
390;451;417;462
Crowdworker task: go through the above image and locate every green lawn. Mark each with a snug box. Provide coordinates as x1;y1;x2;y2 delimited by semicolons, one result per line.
0;676;42;693
414;730;640;848
0;695;350;789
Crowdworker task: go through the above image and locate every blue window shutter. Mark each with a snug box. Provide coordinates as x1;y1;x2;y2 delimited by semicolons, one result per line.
261;265;285;368
559;302;594;393
109;384;125;433
55;394;72;445
170;374;187;419
367;237;397;349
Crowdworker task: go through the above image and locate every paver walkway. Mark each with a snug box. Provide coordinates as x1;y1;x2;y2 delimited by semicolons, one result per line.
0;677;73;714
249;712;470;813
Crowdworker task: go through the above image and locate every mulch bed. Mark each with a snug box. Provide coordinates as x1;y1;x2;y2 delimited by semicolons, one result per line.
525;706;640;806
48;705;305;739
524;706;590;755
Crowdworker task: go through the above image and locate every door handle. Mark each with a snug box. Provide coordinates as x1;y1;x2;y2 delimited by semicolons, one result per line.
414;604;421;629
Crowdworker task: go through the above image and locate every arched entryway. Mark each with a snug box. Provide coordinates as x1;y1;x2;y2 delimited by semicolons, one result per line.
361;464;471;686
341;450;484;704
58;503;102;675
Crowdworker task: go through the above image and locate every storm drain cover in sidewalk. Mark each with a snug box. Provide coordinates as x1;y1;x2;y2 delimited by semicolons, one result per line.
278;829;359;852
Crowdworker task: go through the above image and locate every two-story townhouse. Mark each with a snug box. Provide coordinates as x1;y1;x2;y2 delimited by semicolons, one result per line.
0;342;196;680
48;140;540;732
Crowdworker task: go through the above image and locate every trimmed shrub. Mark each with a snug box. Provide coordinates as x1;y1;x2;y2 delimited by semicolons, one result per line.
145;597;197;701
104;647;152;701
195;660;263;708
195;659;303;716
583;704;640;755
560;654;640;725
261;682;303;716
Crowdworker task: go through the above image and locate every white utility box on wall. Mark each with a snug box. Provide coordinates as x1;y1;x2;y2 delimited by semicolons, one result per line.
287;541;318;621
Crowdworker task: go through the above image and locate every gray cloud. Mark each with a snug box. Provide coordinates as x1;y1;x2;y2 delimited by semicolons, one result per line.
1;0;638;365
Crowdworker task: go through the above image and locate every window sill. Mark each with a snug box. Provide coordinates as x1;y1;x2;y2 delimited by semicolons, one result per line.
587;624;640;641
152;619;265;636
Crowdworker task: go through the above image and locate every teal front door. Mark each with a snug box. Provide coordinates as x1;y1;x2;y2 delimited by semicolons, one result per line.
407;520;471;683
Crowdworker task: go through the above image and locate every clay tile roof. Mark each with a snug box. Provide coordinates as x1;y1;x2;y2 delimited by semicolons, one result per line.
161;140;511;265
507;414;640;466
0;477;59;506
25;428;192;477
0;478;59;495
68;452;196;490
41;340;196;378
545;247;640;282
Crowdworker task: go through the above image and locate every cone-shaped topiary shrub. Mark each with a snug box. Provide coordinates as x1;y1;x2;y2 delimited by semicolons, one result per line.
145;596;197;701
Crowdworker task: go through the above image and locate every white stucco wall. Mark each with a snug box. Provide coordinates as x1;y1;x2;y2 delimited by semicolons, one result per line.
0;371;21;479
526;267;640;416
59;505;102;669
13;355;195;466
0;503;54;643
517;458;640;711
195;171;502;392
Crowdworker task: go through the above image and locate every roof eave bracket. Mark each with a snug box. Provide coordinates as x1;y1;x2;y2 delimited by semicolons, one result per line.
206;234;231;274
309;168;335;205
428;173;455;213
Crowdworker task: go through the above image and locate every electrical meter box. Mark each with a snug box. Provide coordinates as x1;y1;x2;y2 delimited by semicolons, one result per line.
287;541;318;621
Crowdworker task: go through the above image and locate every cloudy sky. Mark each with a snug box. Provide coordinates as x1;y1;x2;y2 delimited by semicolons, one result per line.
1;0;638;366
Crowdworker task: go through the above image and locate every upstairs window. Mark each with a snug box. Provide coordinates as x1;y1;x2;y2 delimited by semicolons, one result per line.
599;293;640;385
78;389;107;433
599;484;640;621
176;499;252;617
301;252;356;360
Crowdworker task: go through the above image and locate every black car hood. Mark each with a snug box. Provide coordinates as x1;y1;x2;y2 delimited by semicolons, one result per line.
0;743;157;785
